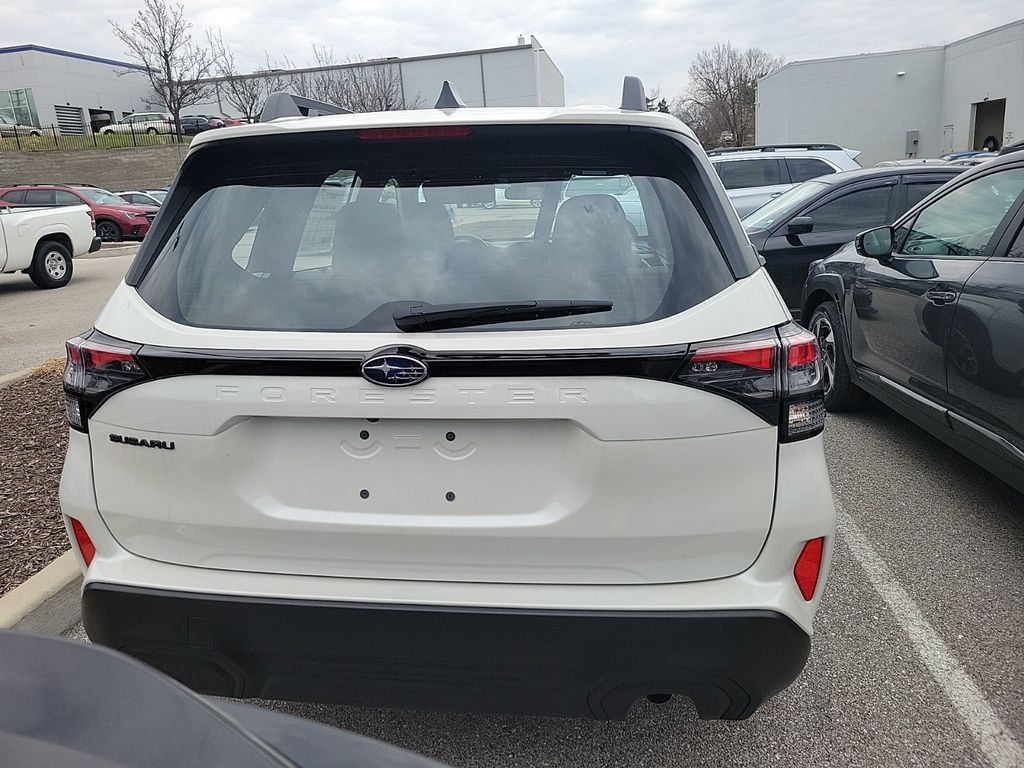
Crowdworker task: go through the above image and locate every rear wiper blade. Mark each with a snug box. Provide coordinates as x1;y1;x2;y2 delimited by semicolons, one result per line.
393;300;613;332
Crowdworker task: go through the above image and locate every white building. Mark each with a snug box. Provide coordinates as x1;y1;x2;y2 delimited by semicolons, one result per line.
755;19;1024;166
0;45;155;134
0;37;564;135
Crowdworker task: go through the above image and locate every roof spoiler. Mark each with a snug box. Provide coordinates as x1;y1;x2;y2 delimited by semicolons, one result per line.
259;92;352;122
620;76;648;111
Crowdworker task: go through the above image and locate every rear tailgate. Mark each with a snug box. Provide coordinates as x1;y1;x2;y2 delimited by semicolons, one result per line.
89;373;778;585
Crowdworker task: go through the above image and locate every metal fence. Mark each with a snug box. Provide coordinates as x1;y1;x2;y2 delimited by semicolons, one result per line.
0;121;192;152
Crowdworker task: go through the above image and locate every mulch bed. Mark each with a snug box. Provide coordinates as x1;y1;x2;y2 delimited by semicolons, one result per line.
0;367;69;596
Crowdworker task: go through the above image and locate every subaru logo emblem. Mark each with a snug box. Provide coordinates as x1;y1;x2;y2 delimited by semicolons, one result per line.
361;354;429;387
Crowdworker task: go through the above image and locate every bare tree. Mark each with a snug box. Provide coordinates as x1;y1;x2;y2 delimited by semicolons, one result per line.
210;35;292;120
111;0;215;137
306;47;421;112
678;43;784;148
645;87;670;113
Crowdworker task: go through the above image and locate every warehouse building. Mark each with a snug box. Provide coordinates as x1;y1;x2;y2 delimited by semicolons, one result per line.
0;36;564;135
755;19;1024;166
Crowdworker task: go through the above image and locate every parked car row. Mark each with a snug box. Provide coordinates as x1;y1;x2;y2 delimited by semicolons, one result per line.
732;143;1023;495
97;112;246;136
0;183;159;241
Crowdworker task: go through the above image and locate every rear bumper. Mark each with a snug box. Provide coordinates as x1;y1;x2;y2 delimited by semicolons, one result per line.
82;583;810;720
88;236;102;253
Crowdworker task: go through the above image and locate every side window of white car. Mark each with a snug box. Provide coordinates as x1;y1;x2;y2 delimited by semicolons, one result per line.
716;159;783;190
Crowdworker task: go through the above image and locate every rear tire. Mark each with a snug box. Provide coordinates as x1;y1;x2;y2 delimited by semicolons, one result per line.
29;241;73;289
146;127;158;135
809;301;866;412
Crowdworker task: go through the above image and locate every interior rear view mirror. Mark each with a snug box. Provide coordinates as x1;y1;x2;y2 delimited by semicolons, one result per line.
502;183;545;200
421;183;496;206
787;217;814;235
856;226;894;260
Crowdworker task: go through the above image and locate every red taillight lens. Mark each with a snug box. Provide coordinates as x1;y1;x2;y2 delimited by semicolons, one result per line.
689;341;776;371
63;332;147;431
356;126;472;140
794;537;825;600
69;517;96;567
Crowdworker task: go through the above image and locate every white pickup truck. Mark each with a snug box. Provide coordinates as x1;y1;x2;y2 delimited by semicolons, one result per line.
0;205;100;288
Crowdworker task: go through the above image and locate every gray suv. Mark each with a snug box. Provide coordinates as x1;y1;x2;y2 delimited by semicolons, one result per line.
710;144;863;217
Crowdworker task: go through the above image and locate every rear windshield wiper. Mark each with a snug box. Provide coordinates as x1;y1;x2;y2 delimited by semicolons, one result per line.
393;300;613;332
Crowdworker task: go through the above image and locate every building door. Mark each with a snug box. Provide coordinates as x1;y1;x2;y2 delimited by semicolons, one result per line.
972;99;1005;151
942;125;954;155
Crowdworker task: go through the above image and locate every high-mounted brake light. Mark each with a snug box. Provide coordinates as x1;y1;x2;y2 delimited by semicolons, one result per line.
794;537;825;600
69;517;96;567
356;126;473;140
63;331;148;432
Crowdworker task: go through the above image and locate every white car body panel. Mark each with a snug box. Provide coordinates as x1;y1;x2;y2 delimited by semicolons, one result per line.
62;431;835;633
88;376;778;584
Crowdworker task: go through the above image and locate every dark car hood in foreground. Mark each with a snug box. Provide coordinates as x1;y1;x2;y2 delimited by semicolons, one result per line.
0;629;447;768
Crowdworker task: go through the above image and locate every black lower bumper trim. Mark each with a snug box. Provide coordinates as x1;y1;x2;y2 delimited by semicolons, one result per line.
88;236;102;253
82;583;810;720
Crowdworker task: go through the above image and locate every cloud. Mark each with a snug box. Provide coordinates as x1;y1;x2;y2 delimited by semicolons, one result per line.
6;0;1022;105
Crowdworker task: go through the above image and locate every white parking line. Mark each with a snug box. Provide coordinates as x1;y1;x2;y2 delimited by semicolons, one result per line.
838;507;1023;768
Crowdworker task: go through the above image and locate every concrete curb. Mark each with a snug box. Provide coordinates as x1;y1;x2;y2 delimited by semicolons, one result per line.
0;366;36;390
0;551;82;635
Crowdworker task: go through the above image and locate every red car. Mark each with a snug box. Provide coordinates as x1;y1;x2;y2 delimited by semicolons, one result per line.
0;184;158;242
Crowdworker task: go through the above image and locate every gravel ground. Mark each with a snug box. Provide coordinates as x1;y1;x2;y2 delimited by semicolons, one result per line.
0;366;69;595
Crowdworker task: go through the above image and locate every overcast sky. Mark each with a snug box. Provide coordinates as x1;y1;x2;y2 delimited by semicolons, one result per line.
6;1;1022;104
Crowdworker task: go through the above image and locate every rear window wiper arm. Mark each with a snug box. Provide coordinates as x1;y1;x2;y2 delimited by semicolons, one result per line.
393;300;613;332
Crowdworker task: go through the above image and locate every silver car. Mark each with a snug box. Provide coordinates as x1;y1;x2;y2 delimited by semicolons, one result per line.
0;115;42;137
709;144;862;217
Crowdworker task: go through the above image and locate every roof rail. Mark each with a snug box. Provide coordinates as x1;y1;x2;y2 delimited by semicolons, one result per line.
707;143;843;156
259;92;352;122
620;76;647;111
434;80;467;110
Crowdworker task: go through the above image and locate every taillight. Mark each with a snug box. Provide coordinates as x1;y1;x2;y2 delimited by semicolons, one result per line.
778;324;825;442
63;331;148;432
356;126;473;140
69;517;96;567
794;537;825;600
676;323;825;442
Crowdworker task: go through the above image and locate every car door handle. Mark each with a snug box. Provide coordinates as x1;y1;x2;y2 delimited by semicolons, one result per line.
769;192;783;199
925;288;958;306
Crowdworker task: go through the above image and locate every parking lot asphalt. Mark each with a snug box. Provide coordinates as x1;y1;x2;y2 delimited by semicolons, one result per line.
0;251;134;375
61;401;1024;768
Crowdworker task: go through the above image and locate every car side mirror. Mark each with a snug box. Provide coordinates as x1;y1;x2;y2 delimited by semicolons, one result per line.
787;216;814;235
856;226;894;260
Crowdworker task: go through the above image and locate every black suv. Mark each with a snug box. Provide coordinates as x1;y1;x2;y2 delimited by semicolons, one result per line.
744;165;964;314
802;153;1024;494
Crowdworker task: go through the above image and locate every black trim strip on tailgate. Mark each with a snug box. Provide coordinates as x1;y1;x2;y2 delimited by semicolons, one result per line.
134;343;692;382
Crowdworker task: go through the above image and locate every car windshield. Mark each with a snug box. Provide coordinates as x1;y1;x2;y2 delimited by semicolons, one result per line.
137;126;734;332
742;180;830;229
148;191;168;201
75;188;128;205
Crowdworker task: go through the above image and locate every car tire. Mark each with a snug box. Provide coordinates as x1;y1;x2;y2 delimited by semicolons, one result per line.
483;201;496;209
809;301;867;412
96;220;123;243
146;127;158;135
29;240;73;289
30;130;42;137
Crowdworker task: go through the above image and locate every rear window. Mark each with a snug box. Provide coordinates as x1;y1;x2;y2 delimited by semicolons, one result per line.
137;126;735;332
786;157;835;183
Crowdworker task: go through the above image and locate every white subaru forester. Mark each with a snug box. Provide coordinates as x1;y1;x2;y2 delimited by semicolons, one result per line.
60;79;836;721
